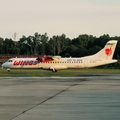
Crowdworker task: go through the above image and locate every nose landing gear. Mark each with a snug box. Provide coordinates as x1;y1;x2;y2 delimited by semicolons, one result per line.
7;68;10;72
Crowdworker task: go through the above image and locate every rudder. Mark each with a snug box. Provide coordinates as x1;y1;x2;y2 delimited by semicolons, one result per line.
94;40;117;60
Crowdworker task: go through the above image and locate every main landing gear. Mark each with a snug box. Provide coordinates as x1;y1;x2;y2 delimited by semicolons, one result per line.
52;69;57;72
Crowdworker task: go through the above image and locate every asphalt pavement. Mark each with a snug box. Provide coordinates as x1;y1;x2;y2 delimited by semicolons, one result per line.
0;75;120;120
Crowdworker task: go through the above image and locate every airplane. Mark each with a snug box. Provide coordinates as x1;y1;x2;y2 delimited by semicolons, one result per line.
1;40;118;72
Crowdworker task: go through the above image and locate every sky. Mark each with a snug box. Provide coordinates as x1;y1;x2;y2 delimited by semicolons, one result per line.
0;0;120;40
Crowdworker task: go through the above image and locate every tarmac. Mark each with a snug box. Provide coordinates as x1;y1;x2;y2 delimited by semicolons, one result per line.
0;75;120;120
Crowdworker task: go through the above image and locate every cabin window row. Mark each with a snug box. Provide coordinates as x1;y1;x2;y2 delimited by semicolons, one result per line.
40;61;83;63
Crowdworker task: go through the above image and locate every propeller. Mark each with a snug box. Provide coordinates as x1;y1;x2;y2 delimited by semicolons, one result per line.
36;56;40;63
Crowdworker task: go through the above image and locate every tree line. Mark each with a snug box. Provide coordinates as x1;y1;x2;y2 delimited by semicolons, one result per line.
0;33;120;68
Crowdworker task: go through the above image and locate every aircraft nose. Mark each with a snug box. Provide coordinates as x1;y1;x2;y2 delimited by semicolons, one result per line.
1;63;4;67
1;63;5;68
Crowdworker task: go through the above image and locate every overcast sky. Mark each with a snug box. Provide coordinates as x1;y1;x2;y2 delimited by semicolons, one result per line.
0;0;120;40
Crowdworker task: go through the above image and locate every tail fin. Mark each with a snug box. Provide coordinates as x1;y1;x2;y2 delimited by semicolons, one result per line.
93;40;117;59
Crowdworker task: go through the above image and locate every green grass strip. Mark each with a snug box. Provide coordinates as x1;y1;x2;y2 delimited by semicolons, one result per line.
0;68;120;77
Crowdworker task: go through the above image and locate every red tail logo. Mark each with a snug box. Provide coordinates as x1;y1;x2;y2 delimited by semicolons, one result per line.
105;48;112;56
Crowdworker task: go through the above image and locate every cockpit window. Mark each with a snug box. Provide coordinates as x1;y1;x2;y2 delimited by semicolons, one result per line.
8;60;13;62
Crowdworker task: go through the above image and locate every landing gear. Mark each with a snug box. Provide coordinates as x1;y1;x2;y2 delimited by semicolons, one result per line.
52;69;57;72
7;68;10;72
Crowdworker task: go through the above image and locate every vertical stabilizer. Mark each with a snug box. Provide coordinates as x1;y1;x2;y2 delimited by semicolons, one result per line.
92;40;117;59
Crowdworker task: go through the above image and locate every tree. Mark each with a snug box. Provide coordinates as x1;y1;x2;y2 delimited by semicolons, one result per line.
49;34;70;55
0;37;4;54
39;33;49;55
2;38;15;54
18;36;29;55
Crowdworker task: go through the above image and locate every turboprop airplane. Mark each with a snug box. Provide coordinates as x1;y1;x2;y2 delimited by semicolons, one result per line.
1;40;118;72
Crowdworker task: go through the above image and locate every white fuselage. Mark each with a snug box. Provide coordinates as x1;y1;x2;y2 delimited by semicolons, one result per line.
1;57;117;70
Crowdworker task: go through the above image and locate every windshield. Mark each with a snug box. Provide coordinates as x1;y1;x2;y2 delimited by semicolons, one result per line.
8;59;13;62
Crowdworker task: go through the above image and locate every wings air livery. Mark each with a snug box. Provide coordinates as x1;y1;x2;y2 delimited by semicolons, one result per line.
1;40;118;72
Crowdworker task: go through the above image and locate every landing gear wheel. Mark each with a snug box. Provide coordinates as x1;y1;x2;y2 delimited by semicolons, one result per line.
7;68;10;72
52;69;57;72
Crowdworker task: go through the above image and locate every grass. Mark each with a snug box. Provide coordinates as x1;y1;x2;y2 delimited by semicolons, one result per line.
0;67;120;77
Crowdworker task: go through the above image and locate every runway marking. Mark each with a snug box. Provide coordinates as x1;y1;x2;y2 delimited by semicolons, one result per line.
10;79;85;120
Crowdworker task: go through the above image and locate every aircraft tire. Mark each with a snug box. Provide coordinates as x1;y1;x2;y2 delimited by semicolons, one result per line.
7;68;10;72
52;69;57;72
